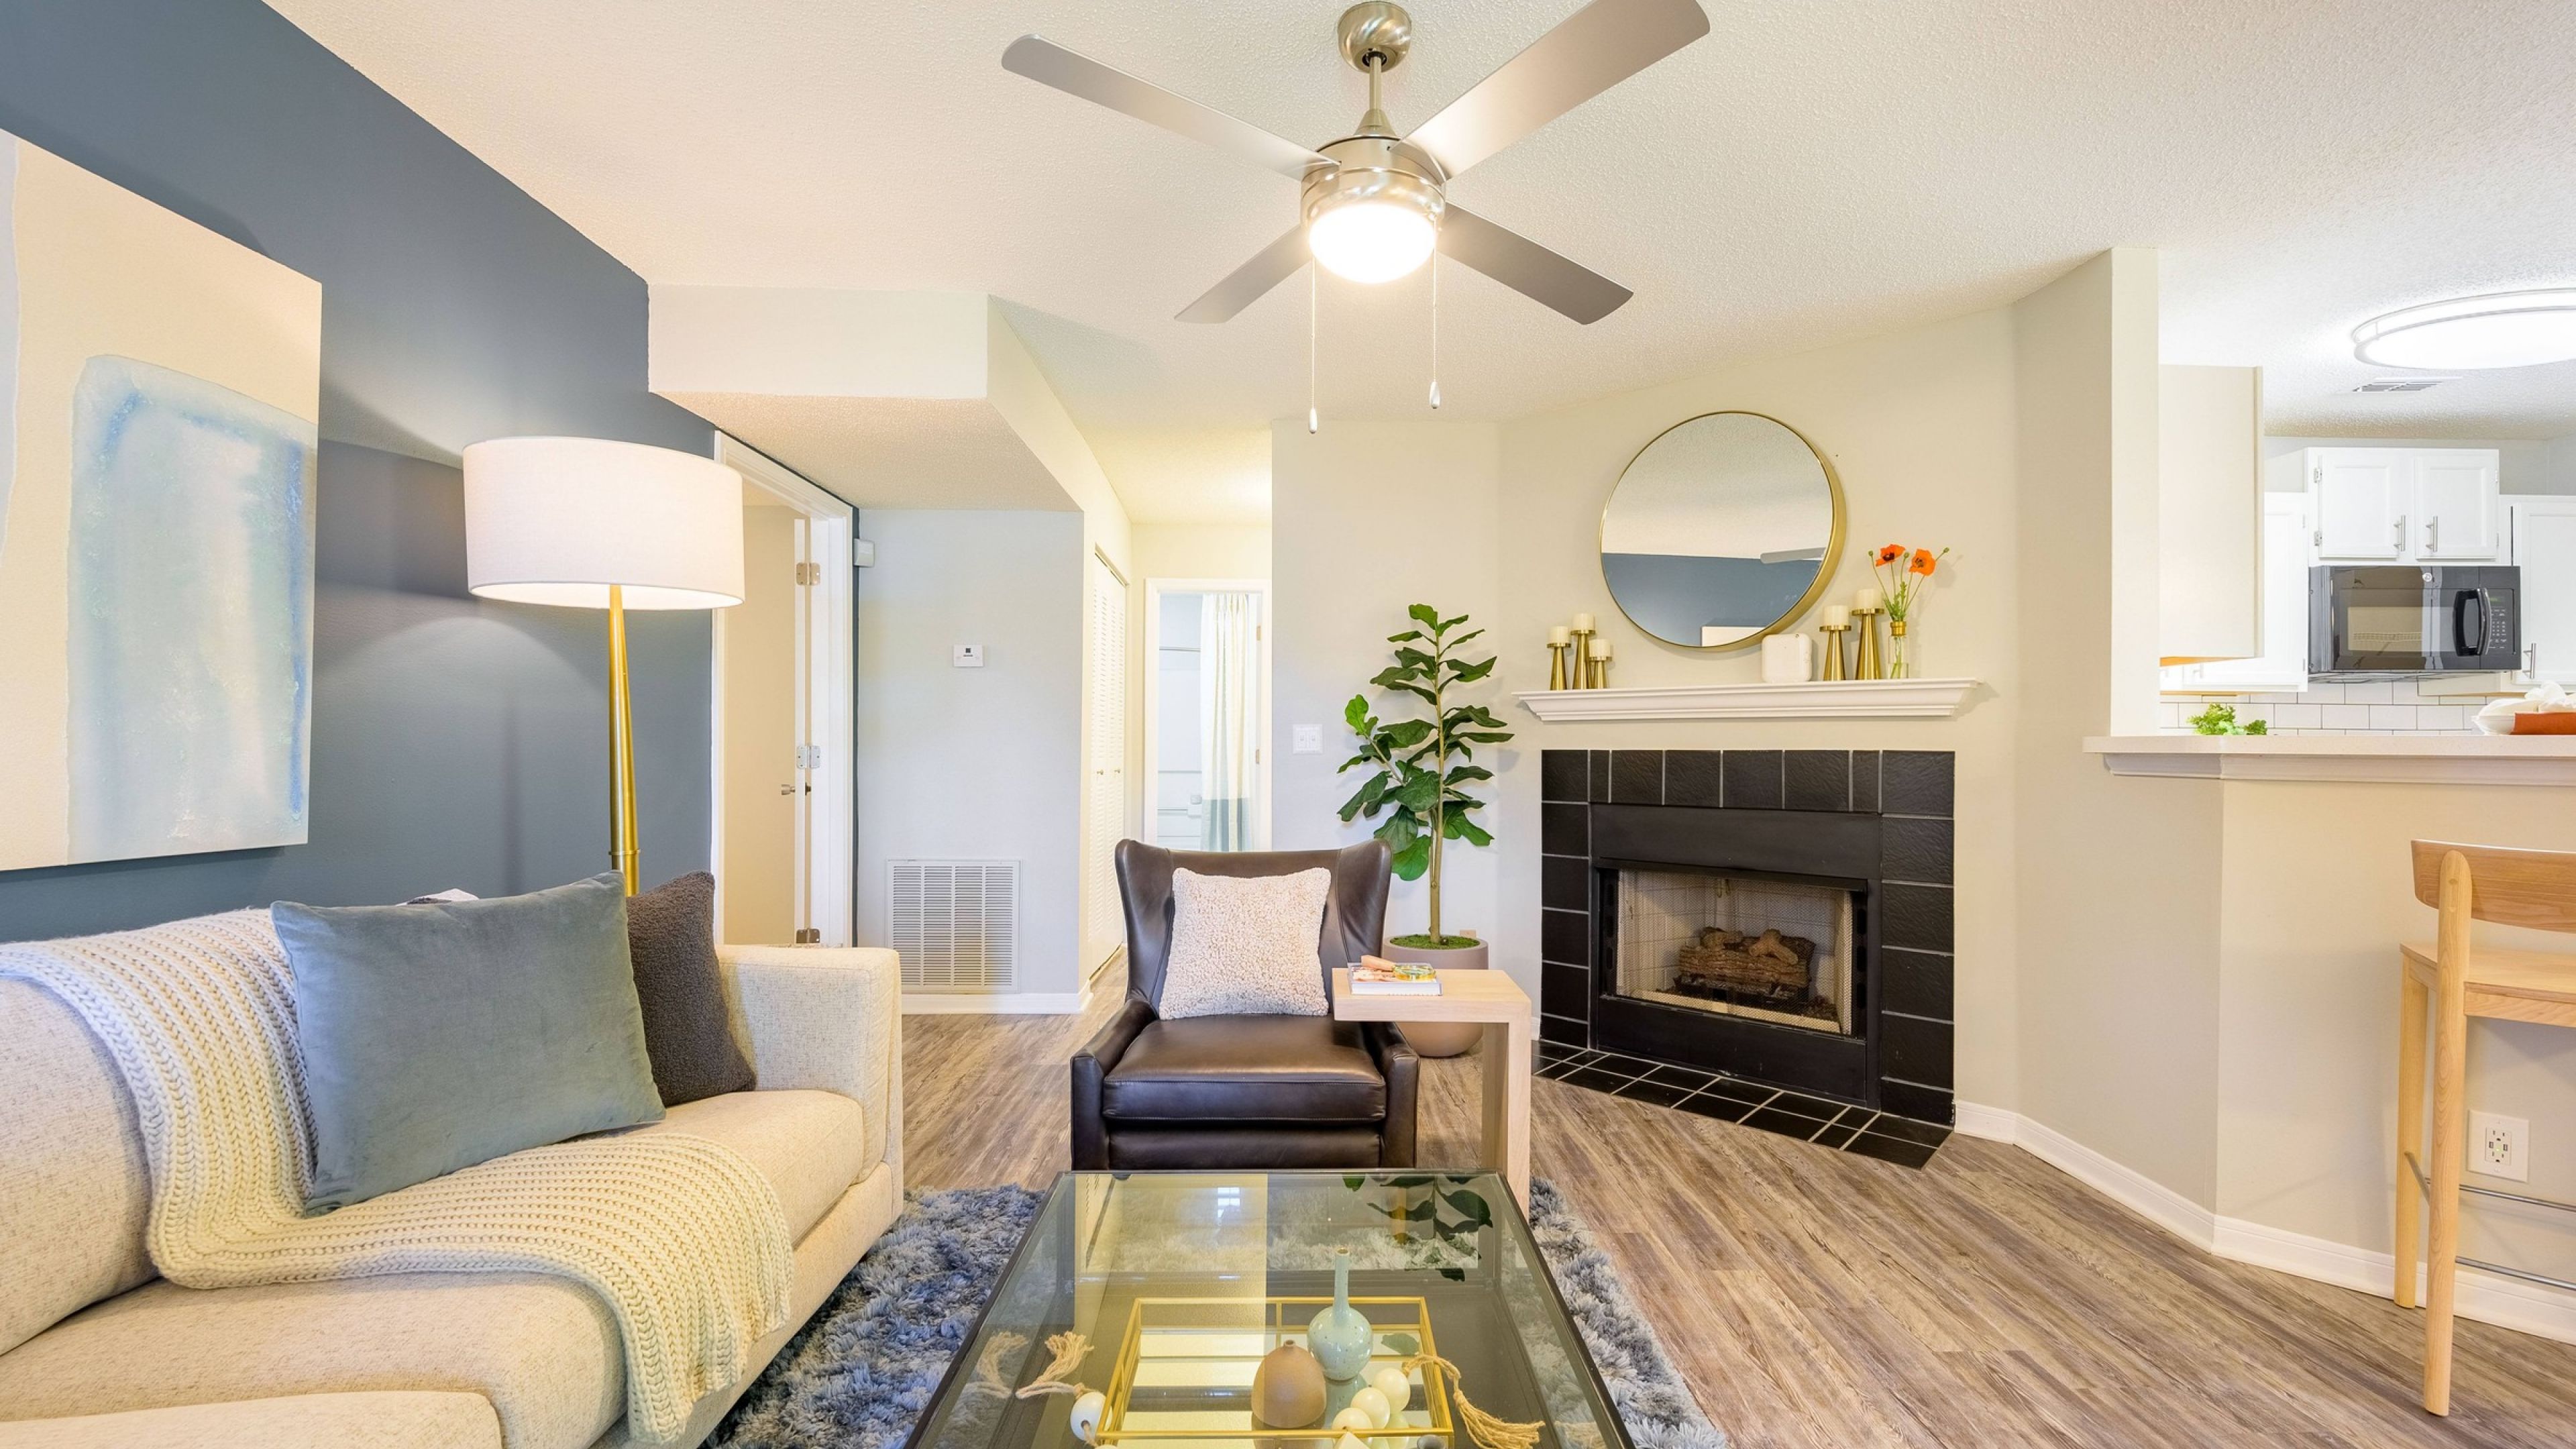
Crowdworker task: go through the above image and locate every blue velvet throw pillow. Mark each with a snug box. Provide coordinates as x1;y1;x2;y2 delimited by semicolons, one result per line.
273;873;666;1212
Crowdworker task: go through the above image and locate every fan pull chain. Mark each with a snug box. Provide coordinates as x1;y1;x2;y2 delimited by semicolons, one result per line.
1428;248;1442;411
1308;265;1320;434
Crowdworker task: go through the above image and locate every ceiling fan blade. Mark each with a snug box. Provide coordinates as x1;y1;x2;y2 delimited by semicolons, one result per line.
1405;0;1710;178
1004;36;1328;181
1439;207;1631;324
1177;227;1311;323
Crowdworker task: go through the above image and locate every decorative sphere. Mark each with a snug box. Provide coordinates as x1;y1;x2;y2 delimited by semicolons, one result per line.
1337;1434;1371;1449
1348;1387;1392;1428
1368;1366;1412;1411
1068;1391;1106;1445
1252;1343;1328;1428
1333;1408;1376;1432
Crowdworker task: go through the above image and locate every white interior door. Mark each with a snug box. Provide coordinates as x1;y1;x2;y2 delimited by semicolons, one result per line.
2513;498;2576;683
2313;449;2406;561
1086;552;1131;969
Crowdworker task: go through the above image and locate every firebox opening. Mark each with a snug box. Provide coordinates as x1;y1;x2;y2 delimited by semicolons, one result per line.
1611;865;1857;1035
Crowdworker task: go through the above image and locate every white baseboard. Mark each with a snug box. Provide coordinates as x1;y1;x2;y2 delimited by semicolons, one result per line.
900;991;1085;1015
1955;1100;2576;1347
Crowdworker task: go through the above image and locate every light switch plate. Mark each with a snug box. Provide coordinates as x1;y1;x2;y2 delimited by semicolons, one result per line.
1292;724;1322;755
952;644;984;668
2470;1110;2529;1182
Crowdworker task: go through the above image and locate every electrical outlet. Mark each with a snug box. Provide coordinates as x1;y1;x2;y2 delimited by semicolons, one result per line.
1292;724;1322;755
2469;1111;2529;1183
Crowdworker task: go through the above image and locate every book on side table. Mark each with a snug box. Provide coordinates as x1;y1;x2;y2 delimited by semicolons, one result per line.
1348;955;1440;995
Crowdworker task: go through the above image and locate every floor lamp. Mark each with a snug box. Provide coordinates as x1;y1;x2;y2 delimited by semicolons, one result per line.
462;437;744;894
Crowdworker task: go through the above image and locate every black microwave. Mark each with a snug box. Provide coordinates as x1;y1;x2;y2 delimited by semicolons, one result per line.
2310;566;2520;676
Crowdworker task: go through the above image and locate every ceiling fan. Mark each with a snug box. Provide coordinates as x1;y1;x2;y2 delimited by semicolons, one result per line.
1003;0;1710;326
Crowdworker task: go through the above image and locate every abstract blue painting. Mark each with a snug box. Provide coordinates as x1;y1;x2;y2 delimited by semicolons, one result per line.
0;129;321;870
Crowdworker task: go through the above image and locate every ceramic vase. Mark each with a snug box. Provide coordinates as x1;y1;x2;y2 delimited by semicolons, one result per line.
1382;937;1485;1058
1307;1248;1373;1382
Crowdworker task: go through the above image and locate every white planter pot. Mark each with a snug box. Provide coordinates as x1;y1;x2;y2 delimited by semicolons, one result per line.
1381;938;1488;1058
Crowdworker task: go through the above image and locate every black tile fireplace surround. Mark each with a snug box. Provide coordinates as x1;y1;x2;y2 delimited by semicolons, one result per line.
1538;749;1957;1124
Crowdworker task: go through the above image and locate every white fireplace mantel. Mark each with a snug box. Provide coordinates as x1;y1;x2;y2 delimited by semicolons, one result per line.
1513;677;1978;722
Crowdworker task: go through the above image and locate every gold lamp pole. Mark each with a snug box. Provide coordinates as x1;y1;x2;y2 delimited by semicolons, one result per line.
462;437;746;897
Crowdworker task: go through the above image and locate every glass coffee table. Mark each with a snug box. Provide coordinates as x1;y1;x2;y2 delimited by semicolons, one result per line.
907;1172;1629;1449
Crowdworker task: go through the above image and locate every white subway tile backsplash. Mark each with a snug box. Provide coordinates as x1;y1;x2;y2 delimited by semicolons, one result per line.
2302;682;2344;704
2388;679;2425;705
2322;704;2372;729
2273;703;2324;729
2368;704;2416;731
2343;681;2394;704
2416;705;2469;732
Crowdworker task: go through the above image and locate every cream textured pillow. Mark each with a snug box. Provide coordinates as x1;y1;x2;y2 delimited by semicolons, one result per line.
1156;867;1333;1018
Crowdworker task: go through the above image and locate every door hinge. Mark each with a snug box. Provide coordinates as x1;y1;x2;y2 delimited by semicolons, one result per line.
795;561;821;586
795;743;822;770
2313;529;2323;547
2312;464;2322;486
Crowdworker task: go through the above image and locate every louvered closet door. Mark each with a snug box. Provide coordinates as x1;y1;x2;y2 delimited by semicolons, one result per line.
1087;553;1130;971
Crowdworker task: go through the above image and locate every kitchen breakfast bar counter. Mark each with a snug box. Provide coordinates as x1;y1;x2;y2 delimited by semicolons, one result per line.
2087;733;2576;787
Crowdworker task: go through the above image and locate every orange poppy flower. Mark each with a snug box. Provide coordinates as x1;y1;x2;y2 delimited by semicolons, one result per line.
1876;543;1905;566
1910;549;1937;576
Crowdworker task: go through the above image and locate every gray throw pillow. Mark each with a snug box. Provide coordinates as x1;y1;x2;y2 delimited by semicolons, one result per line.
625;872;755;1106
272;873;665;1212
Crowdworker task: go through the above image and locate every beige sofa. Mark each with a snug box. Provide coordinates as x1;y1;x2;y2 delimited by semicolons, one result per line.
0;936;905;1449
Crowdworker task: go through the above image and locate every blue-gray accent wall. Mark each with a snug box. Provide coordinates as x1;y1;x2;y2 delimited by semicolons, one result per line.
0;0;716;940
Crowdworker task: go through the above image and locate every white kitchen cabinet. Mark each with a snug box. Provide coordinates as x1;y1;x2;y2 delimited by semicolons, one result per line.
2295;447;2503;564
2511;496;2576;684
2163;494;2313;694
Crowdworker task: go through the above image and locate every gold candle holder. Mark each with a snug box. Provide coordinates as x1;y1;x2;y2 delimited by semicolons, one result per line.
1547;642;1570;690
1819;623;1849;681
1567;629;1595;688
1851;606;1884;680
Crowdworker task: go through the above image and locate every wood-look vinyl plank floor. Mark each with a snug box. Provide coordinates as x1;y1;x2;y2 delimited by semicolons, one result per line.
900;989;2576;1447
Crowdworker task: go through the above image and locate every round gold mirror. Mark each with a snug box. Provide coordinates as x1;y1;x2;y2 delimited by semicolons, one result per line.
1599;411;1843;649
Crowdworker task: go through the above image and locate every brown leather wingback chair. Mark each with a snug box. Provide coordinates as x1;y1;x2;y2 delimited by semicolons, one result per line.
1071;841;1417;1171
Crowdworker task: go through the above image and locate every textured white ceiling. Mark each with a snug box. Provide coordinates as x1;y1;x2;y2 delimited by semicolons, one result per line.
669;392;1074;511
268;0;2576;440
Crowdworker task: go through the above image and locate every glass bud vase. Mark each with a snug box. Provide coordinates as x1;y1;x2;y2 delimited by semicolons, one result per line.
1886;618;1910;680
1306;1247;1373;1382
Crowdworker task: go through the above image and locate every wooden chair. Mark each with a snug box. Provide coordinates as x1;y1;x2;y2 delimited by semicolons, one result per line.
2395;839;2576;1415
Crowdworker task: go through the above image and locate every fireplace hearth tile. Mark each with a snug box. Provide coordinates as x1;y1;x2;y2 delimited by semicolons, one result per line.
1644;1063;1717;1091
1743;1104;1835;1138
1536;1042;1593;1067
1541;855;1590;911
1693;1076;1780;1106
1784;751;1851;812
1562;1063;1648;1093
1877;1077;1953;1124
1664;750;1724;808
1534;1057;1579;1080
1863;1114;1950;1147
1881;751;1955;816
1615;1075;1702;1108
1882;815;1955;885
1719;751;1784;809
1540;749;1587;803
1812;1121;1861;1149
1611;750;1664;804
1587;750;1613;803
1851;751;1882;813
1881;883;1955;953
1880;947;1955;1020
1540;1012;1587;1046
1846;1132;1939;1168
1882;1014;1955;1089
1541;962;1590;1017
1542;802;1589;857
1672;1090;1759;1122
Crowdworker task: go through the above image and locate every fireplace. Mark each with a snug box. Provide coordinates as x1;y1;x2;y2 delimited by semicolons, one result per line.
1538;748;1956;1122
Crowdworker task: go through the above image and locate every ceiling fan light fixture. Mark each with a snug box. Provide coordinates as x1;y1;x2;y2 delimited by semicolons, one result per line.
2353;289;2576;370
1307;195;1436;283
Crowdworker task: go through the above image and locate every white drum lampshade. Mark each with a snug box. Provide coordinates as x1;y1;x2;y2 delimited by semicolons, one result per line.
462;437;744;609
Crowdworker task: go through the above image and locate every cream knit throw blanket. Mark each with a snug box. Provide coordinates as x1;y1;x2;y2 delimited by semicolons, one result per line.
0;910;792;1444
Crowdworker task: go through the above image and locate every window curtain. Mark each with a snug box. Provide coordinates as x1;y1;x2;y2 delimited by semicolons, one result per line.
1198;592;1258;851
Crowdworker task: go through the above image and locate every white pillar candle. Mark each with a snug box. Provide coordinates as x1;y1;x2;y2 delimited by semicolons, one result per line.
1548;625;1570;646
1854;587;1882;611
1821;604;1849;628
1588;637;1611;659
1572;612;1595;631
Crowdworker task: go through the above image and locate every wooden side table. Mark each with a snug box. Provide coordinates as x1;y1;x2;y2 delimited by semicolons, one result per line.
1331;967;1532;1205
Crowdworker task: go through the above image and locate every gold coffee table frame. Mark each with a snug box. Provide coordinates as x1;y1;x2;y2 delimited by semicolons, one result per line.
1095;1295;1454;1446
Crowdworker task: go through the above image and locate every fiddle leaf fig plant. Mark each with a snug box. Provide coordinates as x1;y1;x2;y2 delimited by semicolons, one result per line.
1338;604;1513;945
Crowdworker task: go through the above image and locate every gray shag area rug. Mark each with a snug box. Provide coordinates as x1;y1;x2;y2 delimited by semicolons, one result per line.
708;1179;1724;1449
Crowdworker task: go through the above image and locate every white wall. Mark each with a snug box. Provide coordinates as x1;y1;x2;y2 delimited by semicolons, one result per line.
1273;421;1501;943
855;509;1085;998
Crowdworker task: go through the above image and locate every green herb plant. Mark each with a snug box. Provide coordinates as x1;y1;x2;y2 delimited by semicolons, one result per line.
2188;702;2269;736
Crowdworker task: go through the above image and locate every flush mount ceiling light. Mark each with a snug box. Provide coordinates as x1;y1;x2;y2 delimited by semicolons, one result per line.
2353;289;2576;370
1004;0;1710;323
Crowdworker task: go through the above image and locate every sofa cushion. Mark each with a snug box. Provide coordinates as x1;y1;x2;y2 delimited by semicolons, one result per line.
625;872;755;1106
0;1087;878;1449
272;875;666;1210
0;979;154;1357
0;1391;504;1449
1102;1017;1386;1122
